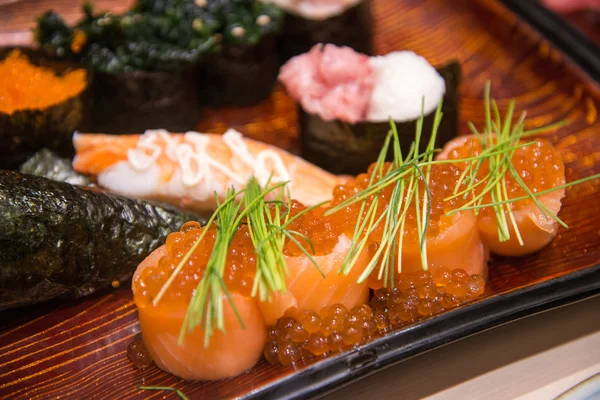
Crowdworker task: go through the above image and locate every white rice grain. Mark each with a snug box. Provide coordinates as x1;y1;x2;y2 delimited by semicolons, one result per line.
366;51;446;123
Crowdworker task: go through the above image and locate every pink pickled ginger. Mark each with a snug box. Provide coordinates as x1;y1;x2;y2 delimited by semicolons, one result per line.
278;44;374;123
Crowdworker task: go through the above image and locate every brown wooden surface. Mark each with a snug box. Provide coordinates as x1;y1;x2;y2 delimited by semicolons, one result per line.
2;0;600;399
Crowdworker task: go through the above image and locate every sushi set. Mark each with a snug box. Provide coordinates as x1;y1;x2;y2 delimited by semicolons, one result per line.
1;0;600;399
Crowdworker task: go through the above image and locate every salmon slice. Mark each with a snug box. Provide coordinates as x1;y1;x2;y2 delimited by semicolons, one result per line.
132;246;266;381
258;234;371;325
438;135;565;256
72;129;347;212
329;163;489;289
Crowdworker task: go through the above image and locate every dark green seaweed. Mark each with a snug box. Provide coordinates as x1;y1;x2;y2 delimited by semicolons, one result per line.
299;62;461;175
36;5;219;74
0;48;91;170
90;66;201;134
277;0;373;63
20;149;90;186
0;171;203;311
197;37;279;106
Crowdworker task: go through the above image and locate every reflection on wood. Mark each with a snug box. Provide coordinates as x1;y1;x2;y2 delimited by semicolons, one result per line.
1;0;600;398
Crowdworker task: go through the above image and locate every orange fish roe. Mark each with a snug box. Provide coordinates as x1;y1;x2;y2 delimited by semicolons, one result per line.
264;303;377;365
133;201;343;307
330;162;466;241
283;200;341;256
264;268;486;365
443;137;565;214
0;50;87;114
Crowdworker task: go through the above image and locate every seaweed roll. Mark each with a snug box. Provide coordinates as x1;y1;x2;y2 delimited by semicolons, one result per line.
278;44;460;174
270;0;373;62
0;170;202;310
0;49;90;169
36;4;215;133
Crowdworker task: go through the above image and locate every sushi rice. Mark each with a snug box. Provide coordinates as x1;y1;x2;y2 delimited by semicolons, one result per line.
367;51;446;122
266;0;364;20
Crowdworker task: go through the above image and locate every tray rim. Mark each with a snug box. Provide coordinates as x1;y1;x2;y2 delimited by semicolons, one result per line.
499;0;600;84
3;1;600;399
244;264;600;399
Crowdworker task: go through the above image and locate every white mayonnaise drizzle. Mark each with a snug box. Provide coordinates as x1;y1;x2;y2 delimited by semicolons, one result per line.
126;128;291;191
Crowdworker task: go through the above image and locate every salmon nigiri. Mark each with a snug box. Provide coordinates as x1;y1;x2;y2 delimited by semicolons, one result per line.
257;201;370;325
133;200;370;378
328;162;489;289
73;129;346;212
132;226;267;381
438;135;565;256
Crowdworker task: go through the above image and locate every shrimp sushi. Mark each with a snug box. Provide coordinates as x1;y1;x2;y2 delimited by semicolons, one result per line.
269;0;373;62
278;44;461;174
438;135;566;256
72;129;347;212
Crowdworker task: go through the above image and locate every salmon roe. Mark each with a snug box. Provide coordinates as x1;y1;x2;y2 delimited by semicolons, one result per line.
329;162;466;243
0;50;87;114
134;202;343;306
264;268;486;365
445;137;565;213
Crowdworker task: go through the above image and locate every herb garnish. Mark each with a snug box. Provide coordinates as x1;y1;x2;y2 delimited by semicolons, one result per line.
327;83;600;287
138;386;189;400
154;178;322;347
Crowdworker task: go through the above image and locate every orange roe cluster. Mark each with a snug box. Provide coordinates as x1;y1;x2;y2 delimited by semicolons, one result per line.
135;221;260;305
445;137;565;213
329;162;466;241
263;303;377;365
369;268;485;328
0;50;87;114
264;268;486;365
134;202;343;306
283;200;341;256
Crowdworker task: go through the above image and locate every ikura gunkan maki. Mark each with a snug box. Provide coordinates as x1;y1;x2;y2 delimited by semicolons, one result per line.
268;0;373;62
278;44;461;175
0;49;90;169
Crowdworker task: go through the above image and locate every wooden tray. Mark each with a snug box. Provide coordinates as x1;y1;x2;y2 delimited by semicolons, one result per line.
2;0;600;398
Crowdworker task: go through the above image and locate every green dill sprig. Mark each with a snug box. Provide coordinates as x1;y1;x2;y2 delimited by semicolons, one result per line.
180;187;245;347
138;386;189;400
153;177;325;347
444;82;600;244
326;99;443;287
325;84;599;286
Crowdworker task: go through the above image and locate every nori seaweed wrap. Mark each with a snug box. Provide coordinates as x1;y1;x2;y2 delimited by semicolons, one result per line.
0;170;203;311
278;44;461;175
194;0;284;106
273;0;373;62
0;48;91;170
196;36;279;106
36;4;215;133
19;148;90;186
299;62;461;175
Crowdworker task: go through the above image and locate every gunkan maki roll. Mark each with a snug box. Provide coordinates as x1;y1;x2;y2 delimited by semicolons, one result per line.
193;0;284;106
0;48;90;169
278;44;461;175
36;3;217;133
269;0;373;62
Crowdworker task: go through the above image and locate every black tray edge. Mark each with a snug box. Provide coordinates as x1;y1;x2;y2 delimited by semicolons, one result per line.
244;263;600;399
499;0;600;84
